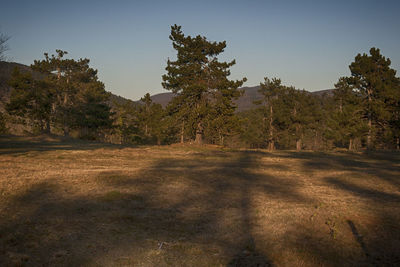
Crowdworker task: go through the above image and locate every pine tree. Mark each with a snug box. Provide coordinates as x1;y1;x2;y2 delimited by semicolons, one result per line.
7;50;113;138
389;82;400;149
7;68;53;133
137;93;166;144
113;100;141;144
256;77;283;150
204;82;244;146
32;50;114;137
75;81;114;139
162;25;246;144
139;93;153;137
165;94;190;144
330;77;366;150
238;109;265;148
347;48;399;149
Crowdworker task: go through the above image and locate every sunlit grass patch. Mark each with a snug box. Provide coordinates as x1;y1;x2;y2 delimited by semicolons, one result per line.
0;136;399;266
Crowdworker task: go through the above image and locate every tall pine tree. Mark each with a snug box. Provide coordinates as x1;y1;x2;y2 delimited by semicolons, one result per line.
162;25;246;144
347;48;399;149
256;77;283;150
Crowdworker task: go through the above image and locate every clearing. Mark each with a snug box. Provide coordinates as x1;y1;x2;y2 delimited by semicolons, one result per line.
0;136;399;266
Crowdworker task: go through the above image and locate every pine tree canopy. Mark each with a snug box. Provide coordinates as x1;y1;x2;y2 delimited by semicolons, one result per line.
162;25;246;144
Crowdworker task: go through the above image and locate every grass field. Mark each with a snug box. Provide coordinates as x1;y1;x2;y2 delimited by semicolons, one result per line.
0;136;399;266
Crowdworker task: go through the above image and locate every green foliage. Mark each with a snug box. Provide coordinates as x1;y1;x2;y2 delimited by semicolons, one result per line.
7;68;53;133
5;41;399;150
138;93;167;144
326;77;366;150
162;25;246;144
33;50;114;137
7;50;114;139
241;48;399;150
249;78;326;150
0;111;8;134
238;109;265;148
112;100;141;144
256;77;288;150
347;48;400;149
112;93;171;145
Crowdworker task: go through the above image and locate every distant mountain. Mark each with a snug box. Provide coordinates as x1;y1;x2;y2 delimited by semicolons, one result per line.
148;86;335;112
146;87;263;111
149;92;175;107
311;88;335;97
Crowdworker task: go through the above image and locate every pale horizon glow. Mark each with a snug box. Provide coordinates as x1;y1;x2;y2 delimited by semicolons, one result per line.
1;0;399;101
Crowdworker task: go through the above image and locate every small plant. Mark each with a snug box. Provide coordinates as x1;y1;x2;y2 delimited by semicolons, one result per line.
310;202;324;221
325;218;337;239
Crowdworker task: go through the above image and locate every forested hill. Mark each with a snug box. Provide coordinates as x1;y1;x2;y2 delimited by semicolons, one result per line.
0;61;334;112
149;86;335;111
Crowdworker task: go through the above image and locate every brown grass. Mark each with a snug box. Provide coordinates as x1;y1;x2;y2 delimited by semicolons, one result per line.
0;136;399;266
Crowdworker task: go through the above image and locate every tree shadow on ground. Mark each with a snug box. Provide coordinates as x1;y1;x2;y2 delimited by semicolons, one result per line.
275;150;400;266
0;151;305;266
0;149;399;266
279;150;400;189
322;176;400;266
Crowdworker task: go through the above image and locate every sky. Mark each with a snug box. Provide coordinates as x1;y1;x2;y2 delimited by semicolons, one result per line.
1;0;400;100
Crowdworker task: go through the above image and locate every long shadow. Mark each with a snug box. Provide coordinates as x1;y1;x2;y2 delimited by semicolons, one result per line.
322;175;400;265
325;177;400;203
289;151;400;266
0;150;309;266
253;149;400;266
347;220;370;260
97;151;311;265
1;148;399;265
276;150;400;189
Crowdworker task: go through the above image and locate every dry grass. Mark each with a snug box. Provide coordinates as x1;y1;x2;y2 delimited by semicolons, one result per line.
0;136;399;266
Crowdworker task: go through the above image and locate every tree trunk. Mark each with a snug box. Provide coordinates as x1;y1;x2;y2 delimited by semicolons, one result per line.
80;126;89;138
314;130;318;150
296;124;302;151
397;137;399;150
296;139;302;151
367;88;372;150
63;123;69;137
367;117;372;149
44;120;51;134
180;121;184;144
269;105;274;151
268;141;275;151
195;132;202;144
349;138;353;151
219;134;224;146
195;121;203;145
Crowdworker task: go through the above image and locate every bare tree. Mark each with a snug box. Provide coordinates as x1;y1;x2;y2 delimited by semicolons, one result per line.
0;32;10;61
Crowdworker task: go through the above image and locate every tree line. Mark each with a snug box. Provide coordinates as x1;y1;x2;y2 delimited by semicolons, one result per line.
1;25;399;150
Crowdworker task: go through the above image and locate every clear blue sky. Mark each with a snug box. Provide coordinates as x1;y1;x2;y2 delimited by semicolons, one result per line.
1;0;400;100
